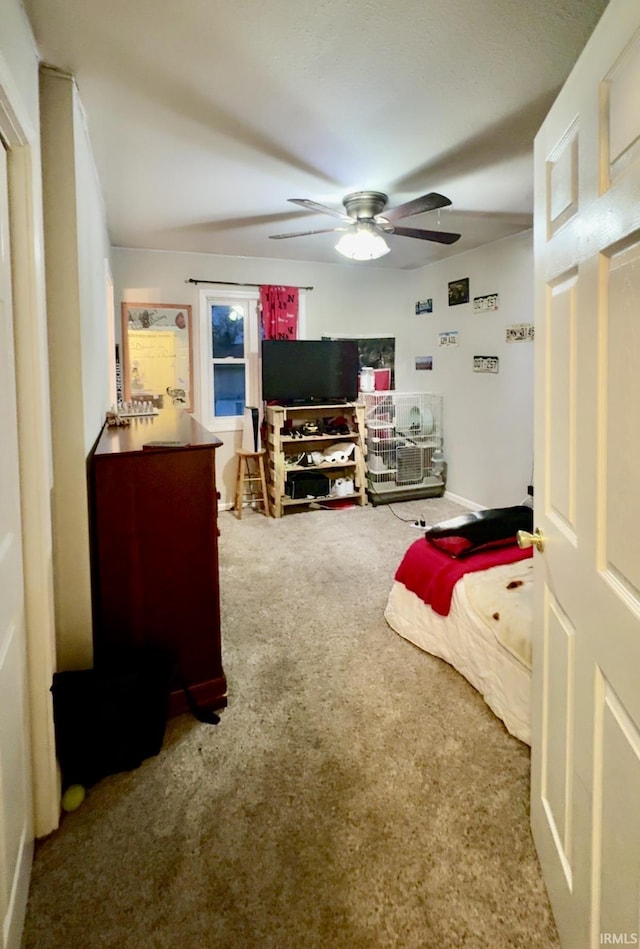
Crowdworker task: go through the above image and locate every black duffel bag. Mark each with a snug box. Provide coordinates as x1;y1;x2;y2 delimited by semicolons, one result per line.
424;505;533;558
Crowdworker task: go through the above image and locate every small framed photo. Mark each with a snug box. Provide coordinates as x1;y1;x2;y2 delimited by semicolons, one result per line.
448;277;469;306
415;299;433;314
121;303;193;410
415;355;433;370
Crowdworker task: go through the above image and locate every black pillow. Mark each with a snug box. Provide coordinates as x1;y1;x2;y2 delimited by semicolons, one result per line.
425;505;533;558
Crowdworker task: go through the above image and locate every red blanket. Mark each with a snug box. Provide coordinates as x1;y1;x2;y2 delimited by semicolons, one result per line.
394;538;532;616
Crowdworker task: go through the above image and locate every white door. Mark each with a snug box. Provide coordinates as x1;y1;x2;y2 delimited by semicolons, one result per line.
0;142;33;947
532;0;640;946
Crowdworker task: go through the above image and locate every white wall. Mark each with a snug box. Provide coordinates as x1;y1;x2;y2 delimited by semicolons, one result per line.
113;247;408;503
40;68;112;669
73;92;113;452
114;235;534;510
0;2;39;117
406;231;535;508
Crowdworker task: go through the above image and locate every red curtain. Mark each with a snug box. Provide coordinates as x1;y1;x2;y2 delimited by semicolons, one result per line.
259;285;298;340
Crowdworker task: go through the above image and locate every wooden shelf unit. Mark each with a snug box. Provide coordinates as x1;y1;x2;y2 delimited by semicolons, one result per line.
265;402;368;517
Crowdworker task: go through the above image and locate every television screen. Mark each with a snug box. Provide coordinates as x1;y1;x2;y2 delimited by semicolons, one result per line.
261;339;359;404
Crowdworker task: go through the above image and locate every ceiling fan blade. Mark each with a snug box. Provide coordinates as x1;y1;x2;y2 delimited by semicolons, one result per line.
269;226;346;240
391;226;461;245
287;198;352;222
380;192;452;223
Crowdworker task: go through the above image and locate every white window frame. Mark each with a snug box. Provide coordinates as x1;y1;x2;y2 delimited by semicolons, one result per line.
196;285;307;432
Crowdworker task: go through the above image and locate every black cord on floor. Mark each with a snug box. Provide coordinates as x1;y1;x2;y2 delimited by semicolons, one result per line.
386;504;419;523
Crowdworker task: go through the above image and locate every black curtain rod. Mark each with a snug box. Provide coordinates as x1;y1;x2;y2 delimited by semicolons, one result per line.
186;278;313;290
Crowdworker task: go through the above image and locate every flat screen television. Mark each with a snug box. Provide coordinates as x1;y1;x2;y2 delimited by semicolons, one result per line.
261;339;359;404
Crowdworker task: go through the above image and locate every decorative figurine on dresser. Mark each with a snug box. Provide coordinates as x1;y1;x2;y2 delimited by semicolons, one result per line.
89;408;227;716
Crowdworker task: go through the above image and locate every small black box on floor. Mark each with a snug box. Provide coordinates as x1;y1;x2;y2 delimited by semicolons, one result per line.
51;648;174;788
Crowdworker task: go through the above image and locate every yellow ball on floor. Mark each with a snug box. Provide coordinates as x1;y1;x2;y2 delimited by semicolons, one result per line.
61;784;85;812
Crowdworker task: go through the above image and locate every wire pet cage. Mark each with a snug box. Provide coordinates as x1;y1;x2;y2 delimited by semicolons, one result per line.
363;391;445;504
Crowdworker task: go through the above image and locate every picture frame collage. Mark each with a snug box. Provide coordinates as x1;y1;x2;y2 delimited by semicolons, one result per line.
414;277;533;373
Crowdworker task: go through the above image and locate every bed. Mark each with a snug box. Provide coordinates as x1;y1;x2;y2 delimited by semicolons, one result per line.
384;508;534;745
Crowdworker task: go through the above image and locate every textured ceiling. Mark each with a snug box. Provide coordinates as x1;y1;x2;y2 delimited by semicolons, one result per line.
23;0;609;270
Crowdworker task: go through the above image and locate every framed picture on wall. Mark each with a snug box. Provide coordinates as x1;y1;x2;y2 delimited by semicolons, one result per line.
322;335;396;388
448;277;470;306
121;303;194;411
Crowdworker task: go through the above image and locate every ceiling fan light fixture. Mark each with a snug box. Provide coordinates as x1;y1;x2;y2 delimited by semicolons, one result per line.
335;223;390;261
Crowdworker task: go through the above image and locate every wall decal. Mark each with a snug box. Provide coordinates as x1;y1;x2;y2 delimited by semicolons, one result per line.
473;355;499;373
415;299;433;314
473;293;499;312
416;356;433;370
506;323;535;342
438;331;459;347
448;277;469;306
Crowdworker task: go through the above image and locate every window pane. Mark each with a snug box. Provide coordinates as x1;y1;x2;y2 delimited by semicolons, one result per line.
211;305;244;358
213;364;245;417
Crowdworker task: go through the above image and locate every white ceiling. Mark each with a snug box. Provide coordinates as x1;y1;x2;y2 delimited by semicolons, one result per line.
23;0;609;270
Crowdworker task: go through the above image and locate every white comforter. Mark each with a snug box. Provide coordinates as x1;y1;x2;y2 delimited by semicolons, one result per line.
385;558;533;744
463;559;533;669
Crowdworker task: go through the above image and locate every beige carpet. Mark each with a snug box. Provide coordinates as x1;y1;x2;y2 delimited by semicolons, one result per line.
23;498;559;949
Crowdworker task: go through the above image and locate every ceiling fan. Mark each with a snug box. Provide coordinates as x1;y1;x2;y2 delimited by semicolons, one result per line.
269;190;461;260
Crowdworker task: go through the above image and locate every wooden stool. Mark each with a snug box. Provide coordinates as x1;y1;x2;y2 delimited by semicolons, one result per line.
233;449;270;518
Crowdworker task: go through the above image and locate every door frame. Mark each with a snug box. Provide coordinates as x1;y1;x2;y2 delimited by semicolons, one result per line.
0;52;59;840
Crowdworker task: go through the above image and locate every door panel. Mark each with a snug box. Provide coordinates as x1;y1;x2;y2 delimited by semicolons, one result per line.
541;594;575;886
603;239;640;598
547;124;579;237
0;139;32;948
533;2;640;946
547;272;578;531
0;624;28;911
605;31;640;180
595;680;640;942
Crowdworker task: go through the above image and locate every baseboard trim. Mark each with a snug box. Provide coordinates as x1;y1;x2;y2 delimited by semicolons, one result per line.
444;491;485;511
